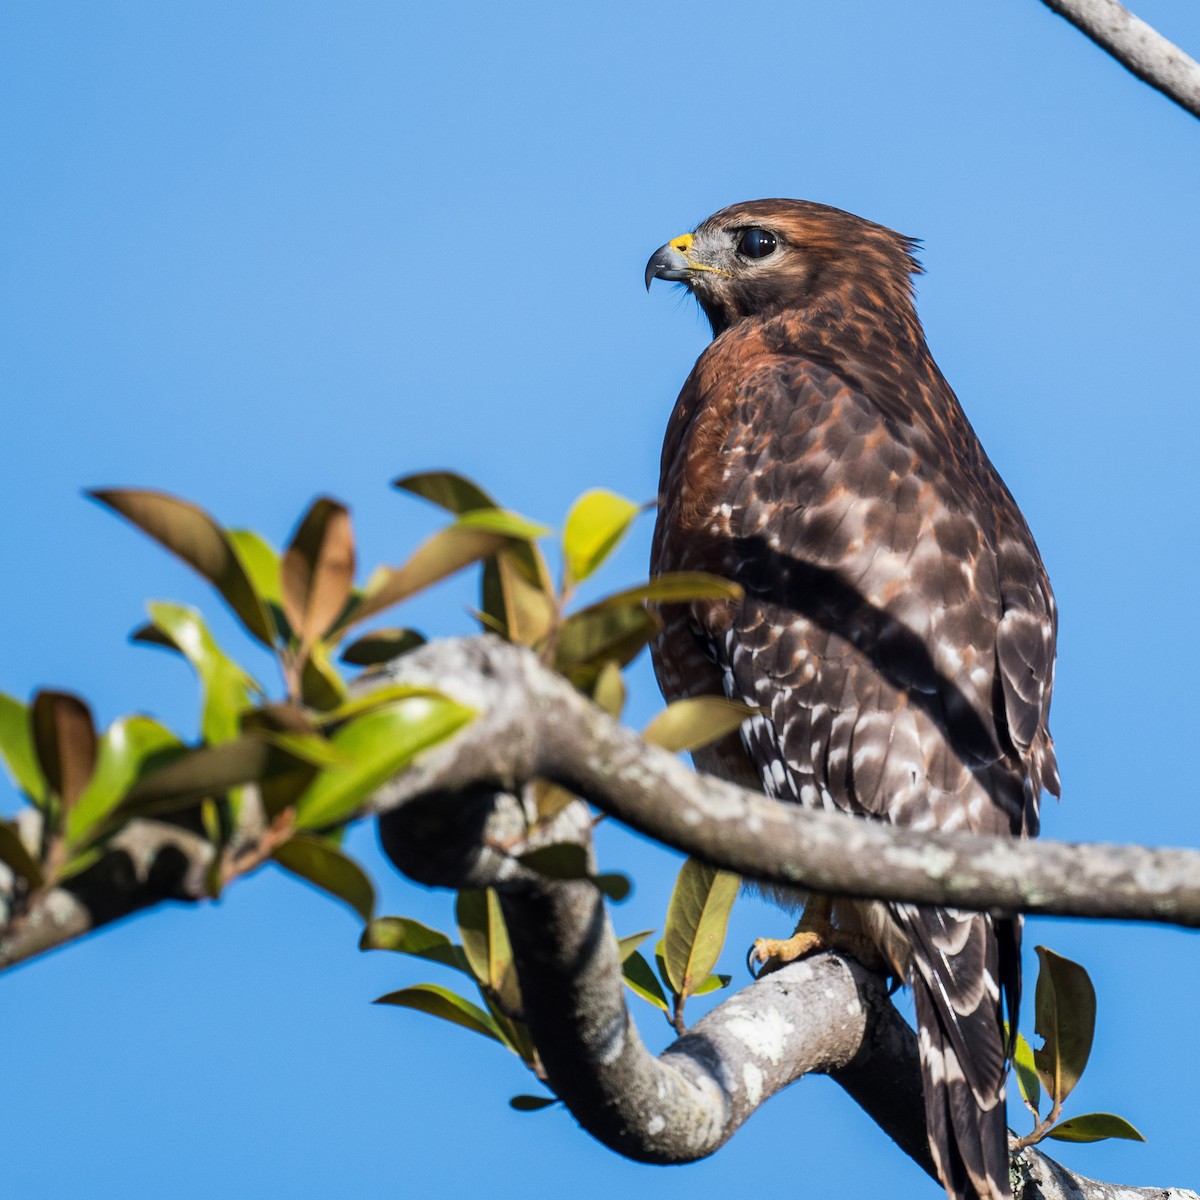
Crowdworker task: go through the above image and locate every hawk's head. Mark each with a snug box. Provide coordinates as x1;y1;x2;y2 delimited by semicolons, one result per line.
645;198;922;336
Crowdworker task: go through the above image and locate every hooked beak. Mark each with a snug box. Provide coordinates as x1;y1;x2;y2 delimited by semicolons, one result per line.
644;233;698;291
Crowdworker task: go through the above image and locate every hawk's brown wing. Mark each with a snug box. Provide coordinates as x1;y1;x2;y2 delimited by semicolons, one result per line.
652;354;1056;1200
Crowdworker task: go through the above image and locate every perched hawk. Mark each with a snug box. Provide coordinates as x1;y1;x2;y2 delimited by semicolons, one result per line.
645;200;1058;1200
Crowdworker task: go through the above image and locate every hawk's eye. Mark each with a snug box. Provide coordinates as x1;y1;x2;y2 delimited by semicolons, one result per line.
737;228;778;260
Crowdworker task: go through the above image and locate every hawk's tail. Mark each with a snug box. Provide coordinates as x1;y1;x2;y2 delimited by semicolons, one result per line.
899;906;1017;1200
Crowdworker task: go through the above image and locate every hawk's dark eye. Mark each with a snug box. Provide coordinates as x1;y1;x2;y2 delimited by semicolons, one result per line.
737;228;778;259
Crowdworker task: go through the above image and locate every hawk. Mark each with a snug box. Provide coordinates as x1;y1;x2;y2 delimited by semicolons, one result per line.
645;199;1058;1200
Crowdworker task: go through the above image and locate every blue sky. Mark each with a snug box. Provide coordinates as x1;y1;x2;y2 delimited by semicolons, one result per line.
2;2;1199;1195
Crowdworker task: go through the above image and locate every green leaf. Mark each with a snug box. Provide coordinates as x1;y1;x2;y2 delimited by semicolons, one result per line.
315;684;449;727
662;858;740;1000
31;691;97;819
1033;946;1097;1105
89;489;277;646
616;929;655;963
591;571;743;609
393;471;498;514
281;497;356;652
517;844;630;901
335;524;511;633
642;697;759;754
292;695;475;830
373;983;508;1047
134;602;261;743
1011;1029;1041;1116
455;508;550;541
562;489;641;586
1045;1113;1146;1144
621;950;670;1013
359;916;471;974
590;660;625;718
508;1094;558;1112
594;873;632;902
227;529;285;608
691;972;732;996
553;604;659;675
340;628;427;666
272;832;375;921
299;640;348;711
117;735;314;821
455;889;520;1013
0;820;44;889
481;549;556;645
517;843;590;880
66;716;183;849
0;693;47;806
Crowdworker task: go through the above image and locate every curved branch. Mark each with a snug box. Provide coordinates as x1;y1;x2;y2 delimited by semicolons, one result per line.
376;764;1195;1198
371;637;1200;928
1040;0;1200;119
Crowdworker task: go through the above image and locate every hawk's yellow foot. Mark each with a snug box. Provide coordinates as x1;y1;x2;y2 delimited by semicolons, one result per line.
748;898;885;976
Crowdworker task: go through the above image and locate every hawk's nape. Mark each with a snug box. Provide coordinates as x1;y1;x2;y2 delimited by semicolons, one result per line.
645;199;1058;1200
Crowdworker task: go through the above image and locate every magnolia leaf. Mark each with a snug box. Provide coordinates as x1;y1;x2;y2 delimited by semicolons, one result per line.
562;489;640;587
281;497;356;652
482;549;556;645
335;524;511;633
554;604;658;675
1011;1028;1042;1116
456;508;549;541
340;628;427;666
373;984;508;1047
642;697;759;754
315;684;449;726
67;716;183;849
299;640;348;711
0;820;44;889
292;695;474;830
592;571;742;610
89;489;276;646
272;833;375;922
0;693;46;806
1045;1113;1146;1144
662;858;740;1000
455;889;521;1015
530;780;577;824
616;929;655;964
117;734;314;820
595;873;632;901
517;843;589;880
691;972;732;996
621;950;670;1013
393;471;498;514
1033;946;1097;1106
591;660;625;718
227;529;285;606
359;916;471;974
134;602;261;743
518;844;630;901
508;1094;558;1112
31;691;97;816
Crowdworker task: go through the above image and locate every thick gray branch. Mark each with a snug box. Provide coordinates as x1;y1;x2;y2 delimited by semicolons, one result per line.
1040;0;1200;119
371;637;1200;928
376;766;1194;1198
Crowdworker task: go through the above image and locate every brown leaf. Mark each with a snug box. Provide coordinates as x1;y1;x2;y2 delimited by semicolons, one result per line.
281;498;355;652
336;525;510;633
89;489;276;646
31;691;97;815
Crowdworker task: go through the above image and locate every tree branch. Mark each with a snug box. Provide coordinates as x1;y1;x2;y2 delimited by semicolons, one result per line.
370;637;1200;928
1039;0;1200;119
374;750;1194;1198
